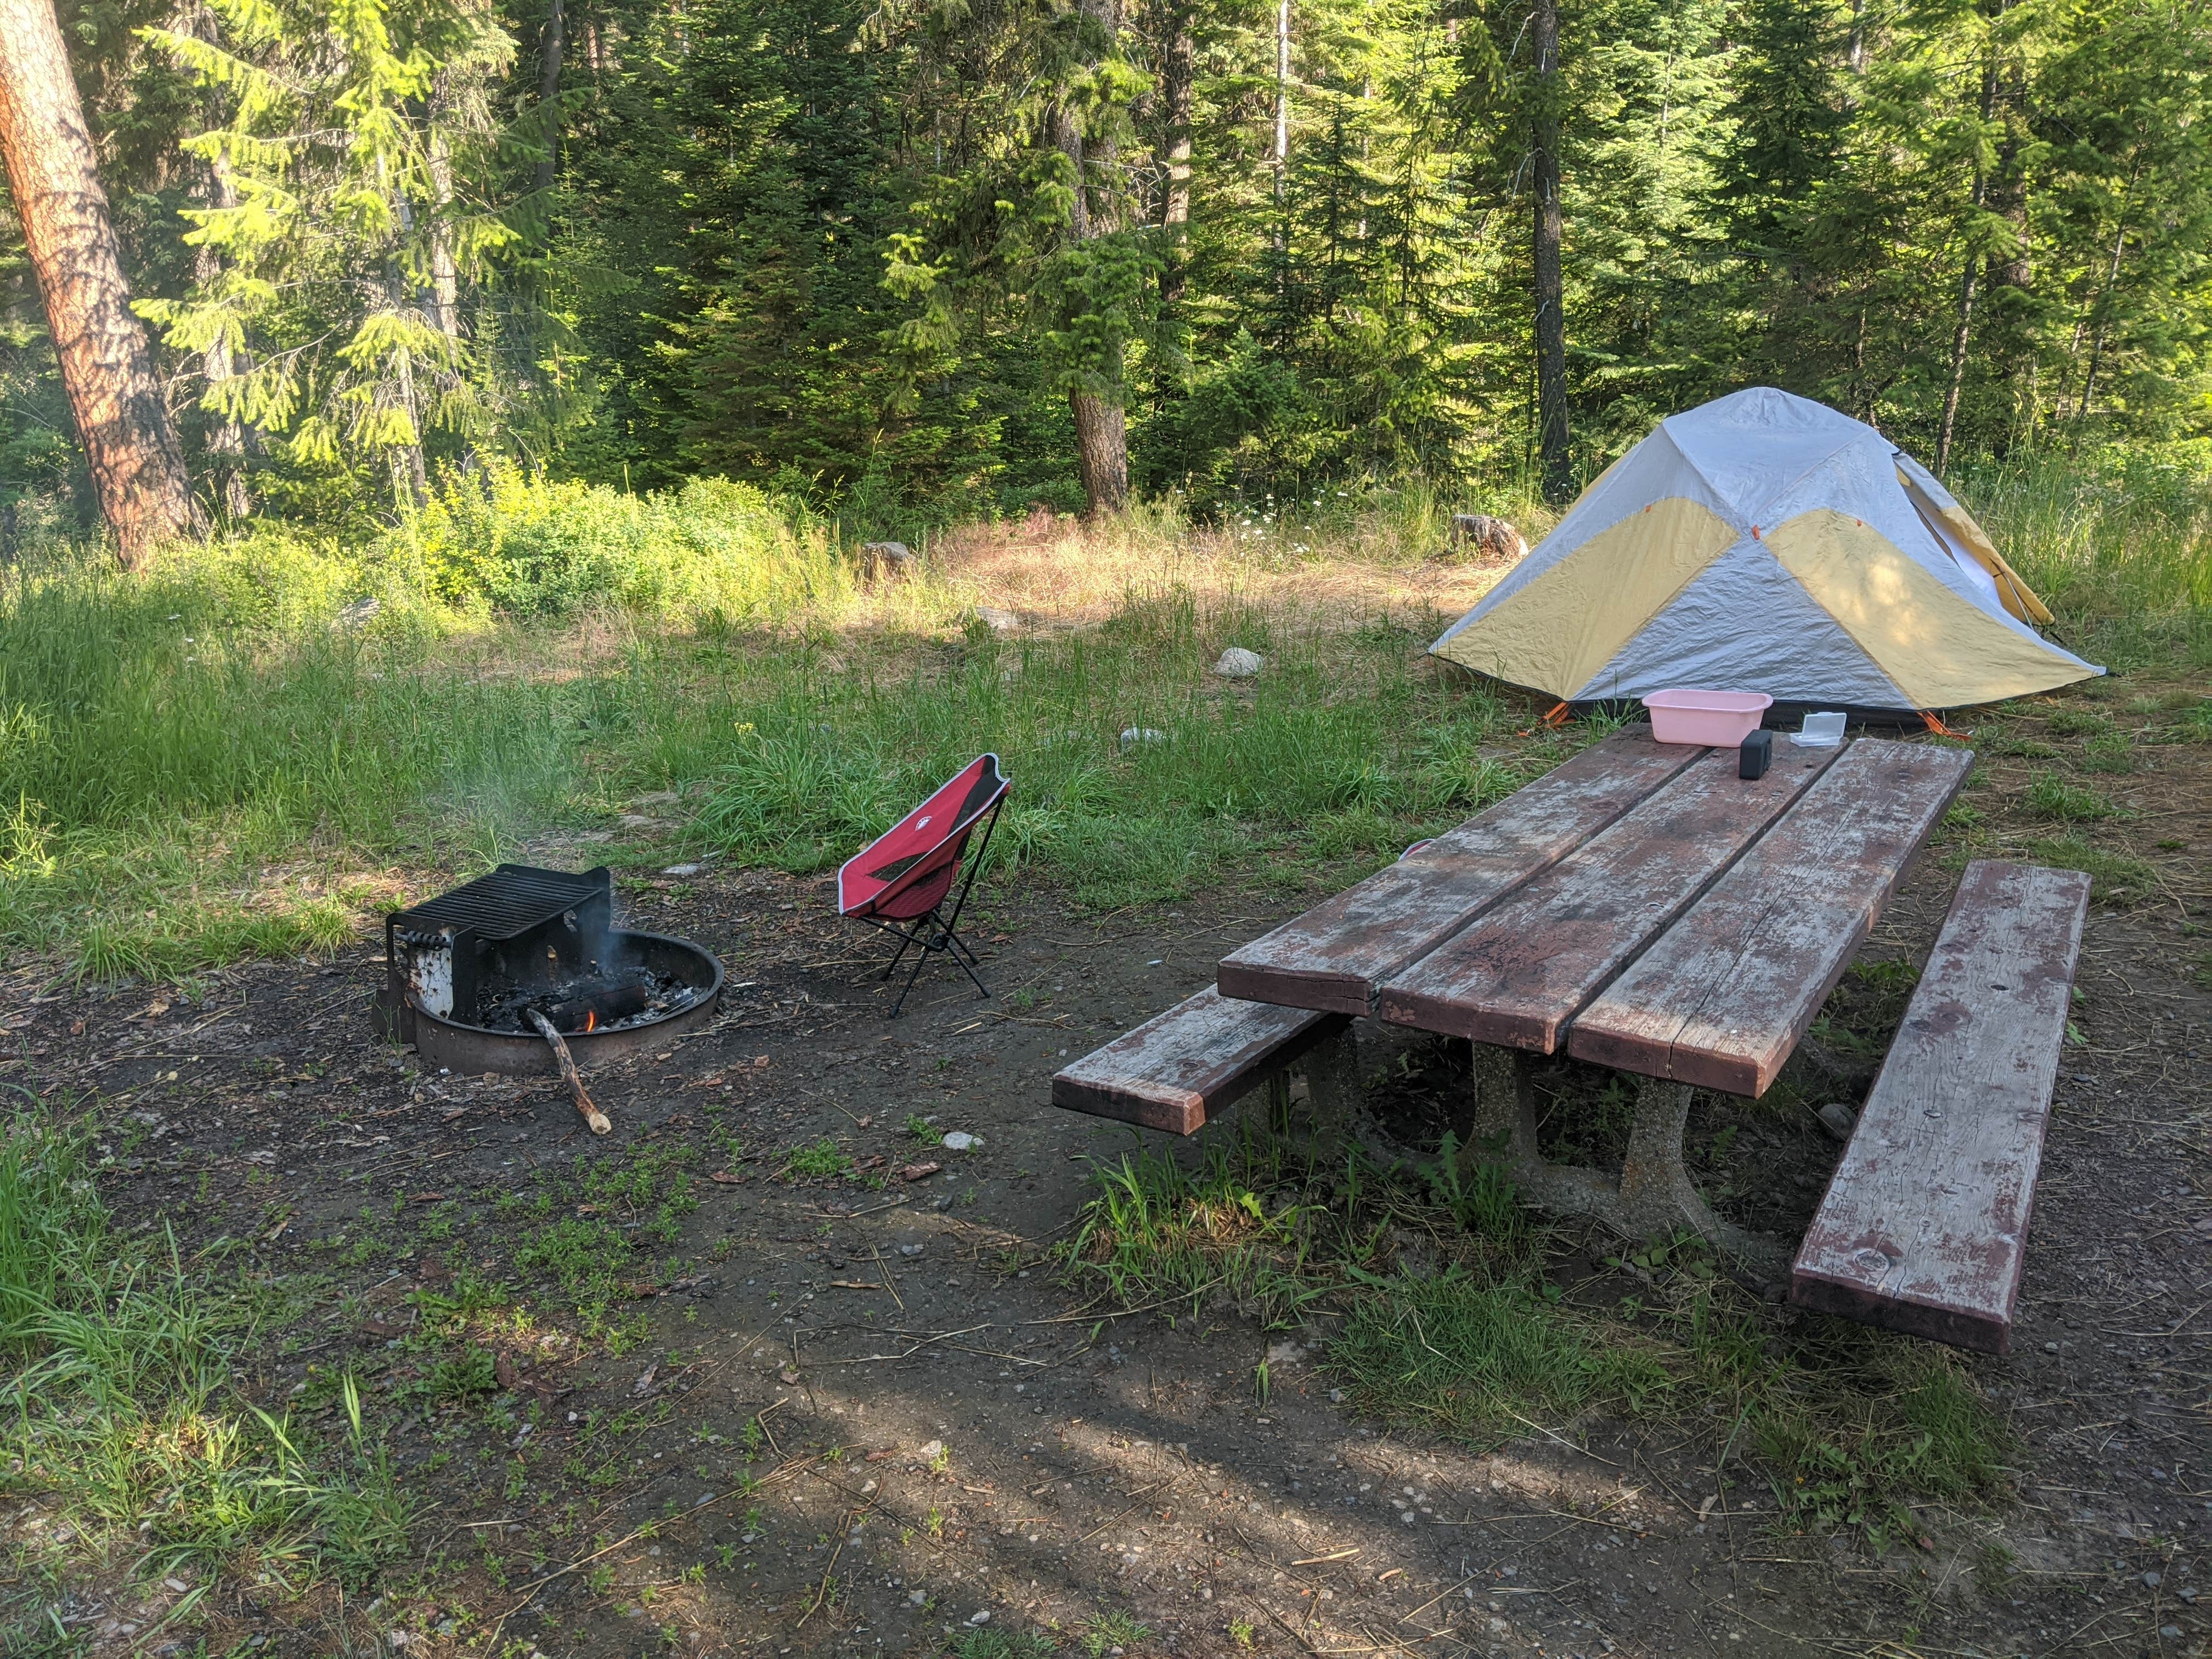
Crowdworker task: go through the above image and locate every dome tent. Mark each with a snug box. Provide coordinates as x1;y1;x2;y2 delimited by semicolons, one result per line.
1430;388;2100;712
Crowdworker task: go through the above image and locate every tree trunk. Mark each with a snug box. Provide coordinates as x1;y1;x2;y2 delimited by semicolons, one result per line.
0;0;196;567
1273;0;1290;207
1070;392;1127;513
1531;0;1570;504
1159;1;1192;311
2073;174;2137;435
537;0;565;192
1059;0;1129;518
1936;52;2000;473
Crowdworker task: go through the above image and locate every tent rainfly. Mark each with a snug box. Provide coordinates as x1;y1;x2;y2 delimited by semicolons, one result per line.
1430;387;2101;712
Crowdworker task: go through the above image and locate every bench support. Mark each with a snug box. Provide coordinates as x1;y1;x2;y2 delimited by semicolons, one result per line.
1459;1045;1784;1268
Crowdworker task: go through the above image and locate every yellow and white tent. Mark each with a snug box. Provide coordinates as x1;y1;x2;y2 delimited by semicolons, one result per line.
1432;388;2100;710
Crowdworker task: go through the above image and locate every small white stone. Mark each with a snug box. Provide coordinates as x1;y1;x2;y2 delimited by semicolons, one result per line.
1119;726;1168;749
967;1611;992;1626
941;1131;981;1152
918;1438;945;1462
661;862;702;878
1213;646;1264;678
974;605;1020;635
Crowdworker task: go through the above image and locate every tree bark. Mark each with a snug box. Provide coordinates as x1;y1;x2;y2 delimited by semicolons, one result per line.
0;0;196;567
1159;0;1192;311
1070;392;1127;513
537;0;565;192
1531;0;1570;504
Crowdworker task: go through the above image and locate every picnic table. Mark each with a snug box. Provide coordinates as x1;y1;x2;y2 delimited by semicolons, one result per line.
1213;725;1974;1263
1057;721;2091;1351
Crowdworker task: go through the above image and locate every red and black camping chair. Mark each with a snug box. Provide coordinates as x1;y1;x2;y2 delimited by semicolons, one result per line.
838;754;1009;1017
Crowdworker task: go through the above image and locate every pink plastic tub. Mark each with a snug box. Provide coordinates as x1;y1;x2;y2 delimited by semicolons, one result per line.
1640;689;1774;747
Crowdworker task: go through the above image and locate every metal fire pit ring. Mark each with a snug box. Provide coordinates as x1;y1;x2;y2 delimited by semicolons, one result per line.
403;930;725;1076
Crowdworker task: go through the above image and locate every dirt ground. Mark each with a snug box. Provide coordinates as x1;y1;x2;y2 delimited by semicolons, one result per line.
4;700;2208;1659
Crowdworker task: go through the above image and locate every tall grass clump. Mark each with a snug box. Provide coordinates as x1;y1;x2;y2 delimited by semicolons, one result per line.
0;1115;410;1623
1959;449;2212;666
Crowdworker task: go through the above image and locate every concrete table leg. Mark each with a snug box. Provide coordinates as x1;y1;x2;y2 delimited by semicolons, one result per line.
1294;1026;1397;1173
1458;1044;1782;1268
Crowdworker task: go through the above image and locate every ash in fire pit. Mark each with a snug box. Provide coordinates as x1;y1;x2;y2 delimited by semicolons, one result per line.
376;864;725;1090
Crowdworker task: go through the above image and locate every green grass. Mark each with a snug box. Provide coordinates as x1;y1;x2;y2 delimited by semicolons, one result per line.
1061;1130;2011;1539
779;1137;856;1181
0;1115;411;1645
1961;448;2212;668
2023;769;2124;822
0;453;2204;981
1062;1143;1327;1329
1329;1268;1672;1435
693;594;1541;908
2024;834;2163;904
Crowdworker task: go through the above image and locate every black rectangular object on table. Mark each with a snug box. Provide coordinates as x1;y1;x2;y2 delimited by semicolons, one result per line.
1739;729;1773;780
381;864;613;1039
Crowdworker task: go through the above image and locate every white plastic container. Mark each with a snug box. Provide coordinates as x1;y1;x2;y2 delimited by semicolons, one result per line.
1640;689;1774;747
1792;710;1848;748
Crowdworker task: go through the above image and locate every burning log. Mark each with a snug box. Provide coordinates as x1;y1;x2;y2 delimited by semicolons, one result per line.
528;1008;612;1135
537;981;650;1033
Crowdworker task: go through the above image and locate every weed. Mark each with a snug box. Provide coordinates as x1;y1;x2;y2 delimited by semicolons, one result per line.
948;1628;1058;1659
2080;732;2135;773
1081;1611;1151;1655
780;1137;855;1181
1419;1131;1526;1250
1062;1146;1323;1328
2023;770;2124;822
905;1113;936;1141
514;1216;652;1350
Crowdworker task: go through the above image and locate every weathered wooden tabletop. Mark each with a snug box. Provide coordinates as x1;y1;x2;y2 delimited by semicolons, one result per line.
1217;724;1975;1255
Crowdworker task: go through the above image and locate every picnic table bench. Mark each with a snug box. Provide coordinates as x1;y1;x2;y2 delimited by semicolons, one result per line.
1053;724;2086;1352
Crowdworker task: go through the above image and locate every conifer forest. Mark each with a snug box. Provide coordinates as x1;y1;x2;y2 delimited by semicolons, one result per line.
5;0;2212;538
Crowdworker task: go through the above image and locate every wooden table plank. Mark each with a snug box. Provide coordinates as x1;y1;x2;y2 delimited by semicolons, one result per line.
1791;860;2089;1353
1375;743;1844;1049
1051;986;1348;1136
1566;739;1973;1096
1217;728;1703;1015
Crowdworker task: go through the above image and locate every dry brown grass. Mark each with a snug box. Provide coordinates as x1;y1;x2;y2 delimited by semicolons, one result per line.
921;501;1534;635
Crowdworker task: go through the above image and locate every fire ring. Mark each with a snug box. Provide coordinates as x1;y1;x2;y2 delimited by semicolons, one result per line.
375;865;726;1076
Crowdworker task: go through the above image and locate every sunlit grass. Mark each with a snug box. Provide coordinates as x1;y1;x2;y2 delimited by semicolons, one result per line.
0;454;2202;979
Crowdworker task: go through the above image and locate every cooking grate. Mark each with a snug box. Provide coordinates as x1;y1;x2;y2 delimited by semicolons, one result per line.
387;863;610;943
383;864;614;1031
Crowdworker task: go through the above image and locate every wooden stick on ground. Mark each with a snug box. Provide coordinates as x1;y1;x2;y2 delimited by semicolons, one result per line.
528;1009;611;1134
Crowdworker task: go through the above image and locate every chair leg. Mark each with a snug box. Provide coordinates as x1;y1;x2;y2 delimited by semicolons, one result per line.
871;799;1007;1015
888;936;934;1018
879;921;923;981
